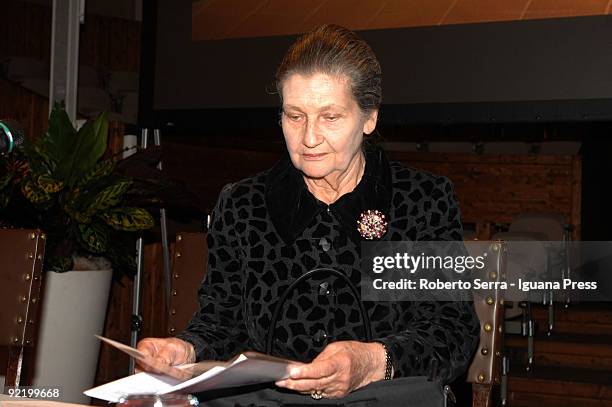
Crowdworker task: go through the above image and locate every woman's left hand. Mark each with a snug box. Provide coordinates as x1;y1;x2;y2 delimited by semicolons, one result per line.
275;340;386;399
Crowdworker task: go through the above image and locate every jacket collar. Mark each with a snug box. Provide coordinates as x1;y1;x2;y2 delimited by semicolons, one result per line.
265;146;392;245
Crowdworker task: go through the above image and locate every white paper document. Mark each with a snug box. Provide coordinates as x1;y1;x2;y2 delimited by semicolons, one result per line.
84;352;296;403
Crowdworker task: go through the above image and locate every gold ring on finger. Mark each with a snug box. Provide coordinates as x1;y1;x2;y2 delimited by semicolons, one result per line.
310;390;324;400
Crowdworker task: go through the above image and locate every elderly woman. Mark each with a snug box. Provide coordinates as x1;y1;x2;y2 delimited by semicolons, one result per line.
138;24;478;406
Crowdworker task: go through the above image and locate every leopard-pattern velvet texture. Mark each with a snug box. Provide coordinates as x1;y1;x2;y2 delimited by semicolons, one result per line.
178;149;479;384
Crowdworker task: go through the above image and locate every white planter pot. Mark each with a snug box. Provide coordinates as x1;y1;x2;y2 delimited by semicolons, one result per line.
32;269;113;404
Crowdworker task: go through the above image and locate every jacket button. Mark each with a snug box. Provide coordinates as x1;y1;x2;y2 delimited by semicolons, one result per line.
313;329;327;346
319;237;331;252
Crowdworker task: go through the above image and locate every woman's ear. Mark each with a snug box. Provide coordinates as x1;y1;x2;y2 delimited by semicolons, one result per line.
363;110;378;135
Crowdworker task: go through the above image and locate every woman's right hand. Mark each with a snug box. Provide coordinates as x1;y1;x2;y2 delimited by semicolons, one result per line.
136;337;196;373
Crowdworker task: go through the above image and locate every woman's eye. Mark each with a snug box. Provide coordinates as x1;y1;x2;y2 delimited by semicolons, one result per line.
286;113;302;122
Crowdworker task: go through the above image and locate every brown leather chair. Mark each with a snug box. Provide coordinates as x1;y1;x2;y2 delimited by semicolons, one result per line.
168;232;208;336
466;240;506;407
0;229;46;388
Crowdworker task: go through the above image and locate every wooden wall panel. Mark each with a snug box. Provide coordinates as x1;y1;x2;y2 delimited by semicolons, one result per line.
1;0;140;73
0;79;49;140
106;17;141;72
387;151;582;239
0;1;52;62
162;142;282;213
80;14;141;72
94;274;132;386
79;14;109;71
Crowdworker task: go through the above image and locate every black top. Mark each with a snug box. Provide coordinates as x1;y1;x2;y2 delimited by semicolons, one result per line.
178;147;479;383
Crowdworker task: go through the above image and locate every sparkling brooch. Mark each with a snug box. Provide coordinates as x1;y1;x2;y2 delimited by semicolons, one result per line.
357;209;388;240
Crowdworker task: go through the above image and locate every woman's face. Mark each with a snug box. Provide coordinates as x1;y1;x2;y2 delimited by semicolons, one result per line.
281;72;378;180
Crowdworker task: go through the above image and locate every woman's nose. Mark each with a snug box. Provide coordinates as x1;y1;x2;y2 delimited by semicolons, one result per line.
302;119;323;148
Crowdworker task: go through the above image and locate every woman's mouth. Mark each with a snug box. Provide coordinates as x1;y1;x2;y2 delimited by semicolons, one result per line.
302;153;327;160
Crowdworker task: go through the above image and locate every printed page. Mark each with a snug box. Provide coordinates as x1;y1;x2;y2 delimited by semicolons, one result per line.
83;372;182;403
85;337;299;402
165;353;293;394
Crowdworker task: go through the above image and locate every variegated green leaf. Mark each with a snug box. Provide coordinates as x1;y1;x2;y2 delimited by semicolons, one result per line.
77;159;115;187
21;178;51;203
108;241;137;275
85;180;132;215
78;222;109;253
71;211;92;224
32;143;55;172
100;207;154;231
21;134;52;175
37;174;64;194
65;186;81;203
63;187;93;223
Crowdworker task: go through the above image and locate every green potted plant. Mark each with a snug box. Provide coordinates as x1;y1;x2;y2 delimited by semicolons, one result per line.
0;105;164;403
0;105;155;274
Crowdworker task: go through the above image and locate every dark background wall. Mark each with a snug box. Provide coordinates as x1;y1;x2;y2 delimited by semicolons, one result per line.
153;0;612;125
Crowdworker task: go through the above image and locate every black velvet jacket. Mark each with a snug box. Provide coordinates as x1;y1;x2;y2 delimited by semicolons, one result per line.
178;148;479;383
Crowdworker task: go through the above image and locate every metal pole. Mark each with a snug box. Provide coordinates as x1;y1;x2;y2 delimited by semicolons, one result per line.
129;128;149;374
153;129;172;309
129;237;144;374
